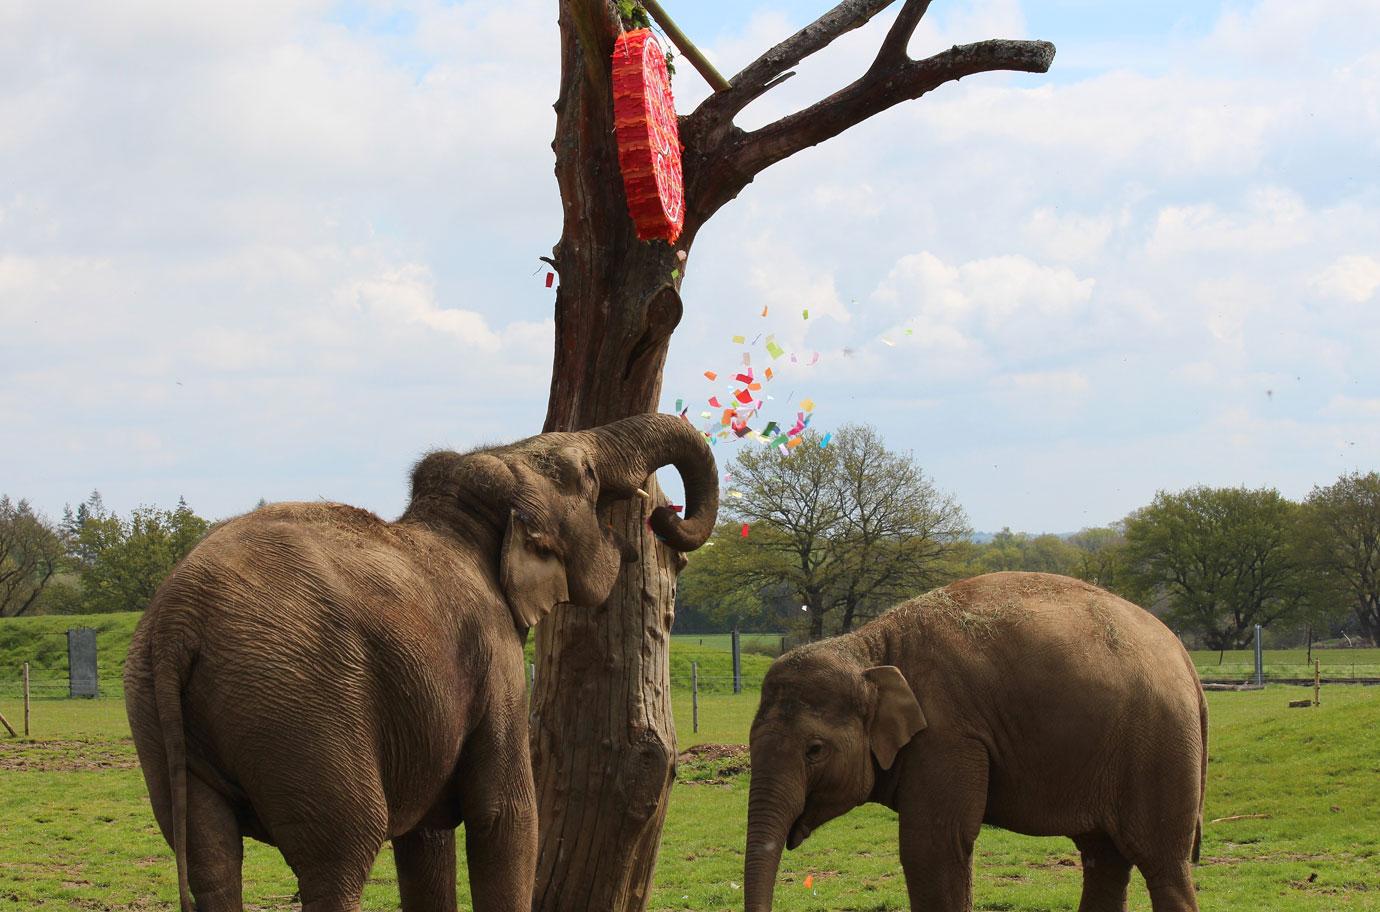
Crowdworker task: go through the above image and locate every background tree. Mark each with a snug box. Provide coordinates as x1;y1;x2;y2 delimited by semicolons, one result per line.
74;499;210;614
1122;486;1308;649
680;425;968;640
532;4;1052;907
0;495;63;617
1067;525;1131;595
1300;471;1380;645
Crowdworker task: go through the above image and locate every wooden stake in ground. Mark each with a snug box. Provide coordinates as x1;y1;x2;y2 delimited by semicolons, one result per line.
0;707;15;738
1314;658;1321;706
22;662;30;736
532;4;1054;910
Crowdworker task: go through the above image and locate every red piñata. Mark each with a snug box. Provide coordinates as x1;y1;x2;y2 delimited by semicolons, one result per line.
612;29;684;243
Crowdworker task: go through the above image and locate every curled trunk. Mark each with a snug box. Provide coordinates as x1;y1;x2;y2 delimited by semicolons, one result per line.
588;413;719;551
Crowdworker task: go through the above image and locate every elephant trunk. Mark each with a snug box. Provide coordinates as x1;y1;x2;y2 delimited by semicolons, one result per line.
586;413;719;552
743;776;804;912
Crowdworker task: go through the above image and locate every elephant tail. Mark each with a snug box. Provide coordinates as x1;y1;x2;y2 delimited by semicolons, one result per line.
152;624;197;912
1192;685;1207;864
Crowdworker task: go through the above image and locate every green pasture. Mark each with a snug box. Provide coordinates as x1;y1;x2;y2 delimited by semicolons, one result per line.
2;684;1378;911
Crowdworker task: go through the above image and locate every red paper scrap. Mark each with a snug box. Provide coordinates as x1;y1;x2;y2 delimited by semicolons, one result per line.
740;523;750;538
734;389;754;404
708;396;722;408
545;272;554;288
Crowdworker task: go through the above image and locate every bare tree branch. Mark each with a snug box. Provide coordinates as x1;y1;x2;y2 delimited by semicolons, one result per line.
735;37;1055;177
871;0;933;70
679;0;1054;235
695;0;899;123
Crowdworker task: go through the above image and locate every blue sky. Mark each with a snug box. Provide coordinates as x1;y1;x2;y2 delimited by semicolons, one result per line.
2;0;1377;533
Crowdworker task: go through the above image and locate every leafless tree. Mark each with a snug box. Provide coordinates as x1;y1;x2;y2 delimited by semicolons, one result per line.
533;3;1053;908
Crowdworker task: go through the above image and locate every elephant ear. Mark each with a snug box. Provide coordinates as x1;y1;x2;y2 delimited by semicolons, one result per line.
864;665;927;770
500;510;570;630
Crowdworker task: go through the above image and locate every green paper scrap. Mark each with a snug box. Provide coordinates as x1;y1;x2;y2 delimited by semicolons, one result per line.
802;308;809;319
671;268;681;279
904;328;913;335
732;334;746;344
766;340;785;359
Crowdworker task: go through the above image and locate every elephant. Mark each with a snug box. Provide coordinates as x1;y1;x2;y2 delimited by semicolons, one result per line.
744;571;1207;912
123;413;718;912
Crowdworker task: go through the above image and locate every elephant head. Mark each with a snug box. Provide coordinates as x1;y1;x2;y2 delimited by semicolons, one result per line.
743;647;926;912
403;412;718;629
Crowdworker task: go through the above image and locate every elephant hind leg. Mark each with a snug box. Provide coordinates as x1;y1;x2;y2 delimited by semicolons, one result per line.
1141;859;1198;912
394;828;457;912
273;801;388;912
185;774;244;912
1073;833;1131;912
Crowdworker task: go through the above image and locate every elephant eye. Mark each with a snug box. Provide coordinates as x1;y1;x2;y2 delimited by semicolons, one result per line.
804;740;828;763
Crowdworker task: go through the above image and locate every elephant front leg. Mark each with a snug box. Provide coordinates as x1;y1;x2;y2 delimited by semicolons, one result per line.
458;703;538;912
394;828;457;912
897;740;989;911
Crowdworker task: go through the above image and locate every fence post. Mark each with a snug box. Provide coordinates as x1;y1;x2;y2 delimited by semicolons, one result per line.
1314;659;1320;706
691;661;699;734
1253;624;1263;687
528;662;535;690
731;628;741;695
23;662;30;736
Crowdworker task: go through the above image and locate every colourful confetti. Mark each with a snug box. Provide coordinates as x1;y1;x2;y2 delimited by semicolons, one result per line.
732;334;745;344
704;370;717;381
804;874;814;889
820;432;832;448
545;272;555;288
800;398;815;412
761;306;769;317
802;308;809;319
740;523;750;538
766;339;785;359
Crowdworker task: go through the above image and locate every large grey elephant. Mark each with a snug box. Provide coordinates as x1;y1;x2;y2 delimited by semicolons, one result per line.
124;413;718;912
745;571;1207;912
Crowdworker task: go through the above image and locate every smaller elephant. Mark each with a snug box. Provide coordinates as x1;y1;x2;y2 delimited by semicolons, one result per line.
744;572;1207;912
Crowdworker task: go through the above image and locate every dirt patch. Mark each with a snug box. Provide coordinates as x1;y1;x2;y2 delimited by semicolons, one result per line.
0;739;139;772
677;743;750;785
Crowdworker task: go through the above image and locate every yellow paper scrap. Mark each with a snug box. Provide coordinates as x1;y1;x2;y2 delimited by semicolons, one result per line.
732;335;745;344
800;398;815;412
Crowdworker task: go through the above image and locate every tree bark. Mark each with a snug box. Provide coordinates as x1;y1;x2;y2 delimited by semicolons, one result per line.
532;3;1052;909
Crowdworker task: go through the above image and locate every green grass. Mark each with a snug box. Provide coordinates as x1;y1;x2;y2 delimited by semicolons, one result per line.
2;687;1377;910
1190;649;1380;682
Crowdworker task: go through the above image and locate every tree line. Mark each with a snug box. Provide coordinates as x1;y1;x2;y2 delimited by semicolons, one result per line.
677;424;1380;649
6;446;1378;649
0;491;210;617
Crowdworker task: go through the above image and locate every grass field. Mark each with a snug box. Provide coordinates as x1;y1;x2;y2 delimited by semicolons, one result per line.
1;685;1377;911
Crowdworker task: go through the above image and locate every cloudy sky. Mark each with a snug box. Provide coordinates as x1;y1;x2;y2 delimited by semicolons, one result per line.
2;0;1377;533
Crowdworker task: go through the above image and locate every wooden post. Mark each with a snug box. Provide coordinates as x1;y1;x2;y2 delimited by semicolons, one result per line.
731;628;741;695
691;661;698;734
529;661;535;690
1314;659;1320;706
0;707;15;738
22;662;30;736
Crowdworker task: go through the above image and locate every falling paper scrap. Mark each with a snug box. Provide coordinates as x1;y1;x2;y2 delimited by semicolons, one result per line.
740;523;750;538
545;272;554;288
804;875;815;889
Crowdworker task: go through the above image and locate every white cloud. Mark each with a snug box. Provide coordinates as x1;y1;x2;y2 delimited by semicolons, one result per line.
1312;255;1380;304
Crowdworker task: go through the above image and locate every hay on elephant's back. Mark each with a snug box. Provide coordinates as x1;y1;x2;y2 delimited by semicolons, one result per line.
904;585;1018;641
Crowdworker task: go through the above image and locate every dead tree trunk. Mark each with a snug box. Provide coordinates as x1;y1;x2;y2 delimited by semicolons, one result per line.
531;3;1053;909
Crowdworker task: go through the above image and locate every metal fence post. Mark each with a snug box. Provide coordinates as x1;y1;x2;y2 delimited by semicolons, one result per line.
691;661;699;734
731;628;741;695
1253;624;1263;687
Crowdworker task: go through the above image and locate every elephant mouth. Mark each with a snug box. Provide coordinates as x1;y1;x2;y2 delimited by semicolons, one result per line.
786;815;812;850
